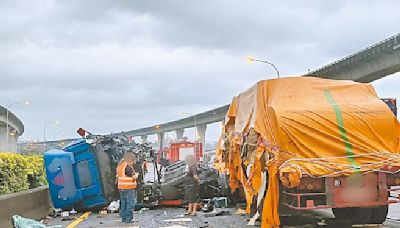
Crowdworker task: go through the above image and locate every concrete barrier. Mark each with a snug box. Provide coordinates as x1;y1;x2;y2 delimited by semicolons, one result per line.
0;186;51;228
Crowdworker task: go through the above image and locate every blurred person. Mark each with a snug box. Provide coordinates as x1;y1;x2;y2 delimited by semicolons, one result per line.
116;152;139;223
184;154;200;216
132;154;145;207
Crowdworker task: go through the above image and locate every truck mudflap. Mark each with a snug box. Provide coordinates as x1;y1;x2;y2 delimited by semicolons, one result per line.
281;171;400;210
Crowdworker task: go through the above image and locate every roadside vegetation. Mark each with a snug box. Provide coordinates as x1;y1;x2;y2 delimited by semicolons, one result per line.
0;152;47;195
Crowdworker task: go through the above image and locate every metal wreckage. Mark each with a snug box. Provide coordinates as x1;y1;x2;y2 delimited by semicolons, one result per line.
44;128;222;211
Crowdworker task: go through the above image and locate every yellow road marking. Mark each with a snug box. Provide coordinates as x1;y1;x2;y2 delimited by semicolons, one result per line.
66;211;92;228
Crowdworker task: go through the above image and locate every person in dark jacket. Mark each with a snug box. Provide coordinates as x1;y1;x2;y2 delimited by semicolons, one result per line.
184;154;200;216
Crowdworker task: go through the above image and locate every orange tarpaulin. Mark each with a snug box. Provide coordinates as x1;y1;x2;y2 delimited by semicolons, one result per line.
214;77;400;227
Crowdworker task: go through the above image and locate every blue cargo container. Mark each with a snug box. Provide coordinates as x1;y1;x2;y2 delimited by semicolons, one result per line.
44;139;107;210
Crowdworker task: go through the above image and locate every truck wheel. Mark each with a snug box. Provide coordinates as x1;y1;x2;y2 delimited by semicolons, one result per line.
370;205;388;224
332;207;372;224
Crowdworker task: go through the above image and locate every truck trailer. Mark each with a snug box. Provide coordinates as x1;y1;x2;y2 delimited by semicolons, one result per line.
214;77;400;227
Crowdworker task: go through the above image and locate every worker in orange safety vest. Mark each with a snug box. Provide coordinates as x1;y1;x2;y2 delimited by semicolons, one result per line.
116;152;139;223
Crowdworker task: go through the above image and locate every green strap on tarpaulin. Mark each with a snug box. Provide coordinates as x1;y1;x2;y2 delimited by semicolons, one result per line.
324;90;360;172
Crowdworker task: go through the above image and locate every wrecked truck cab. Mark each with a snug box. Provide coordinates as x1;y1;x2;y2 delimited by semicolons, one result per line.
44;139;107;210
44;130;162;210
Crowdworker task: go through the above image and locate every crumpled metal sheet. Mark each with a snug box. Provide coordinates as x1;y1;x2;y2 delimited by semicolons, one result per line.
87;134;155;169
81;130;161;206
79;129;221;205
161;161;221;200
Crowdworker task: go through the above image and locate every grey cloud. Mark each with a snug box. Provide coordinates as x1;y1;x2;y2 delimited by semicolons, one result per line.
0;0;399;142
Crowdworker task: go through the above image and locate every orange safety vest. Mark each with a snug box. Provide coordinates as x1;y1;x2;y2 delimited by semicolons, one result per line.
116;161;137;190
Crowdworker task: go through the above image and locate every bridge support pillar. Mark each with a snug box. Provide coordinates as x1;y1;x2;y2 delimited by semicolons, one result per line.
157;132;164;150
175;129;184;140
0;126;6;152
196;124;207;153
0;126;18;152
141;135;148;144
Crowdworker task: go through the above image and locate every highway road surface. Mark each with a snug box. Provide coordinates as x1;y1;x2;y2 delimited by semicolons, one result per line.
45;203;400;228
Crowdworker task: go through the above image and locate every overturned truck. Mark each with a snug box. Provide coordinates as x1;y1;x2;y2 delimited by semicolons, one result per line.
44;129;221;210
214;77;400;227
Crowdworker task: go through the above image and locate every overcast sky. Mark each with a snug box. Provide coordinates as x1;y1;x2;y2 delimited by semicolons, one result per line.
1;0;399;143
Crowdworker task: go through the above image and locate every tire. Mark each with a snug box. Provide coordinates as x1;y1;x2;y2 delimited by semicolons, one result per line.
333;207;373;224
370;205;388;224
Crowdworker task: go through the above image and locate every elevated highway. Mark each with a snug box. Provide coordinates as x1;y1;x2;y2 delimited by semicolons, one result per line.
19;33;400;153
307;33;400;82
122;33;400;149
0;106;24;152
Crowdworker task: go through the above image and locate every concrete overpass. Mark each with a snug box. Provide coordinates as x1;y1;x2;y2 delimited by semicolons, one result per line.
122;33;400;150
18;33;400;153
116;105;230;150
307;33;400;82
0;106;24;152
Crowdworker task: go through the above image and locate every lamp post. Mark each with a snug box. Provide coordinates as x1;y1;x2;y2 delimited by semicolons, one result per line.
6;101;30;152
43;121;59;152
181;112;198;142
246;56;280;78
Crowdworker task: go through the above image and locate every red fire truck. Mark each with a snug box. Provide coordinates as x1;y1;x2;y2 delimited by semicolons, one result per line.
157;140;203;165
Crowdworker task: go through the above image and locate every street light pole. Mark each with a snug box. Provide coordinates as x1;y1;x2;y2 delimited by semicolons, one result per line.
53;131;64;148
182;112;197;142
246;56;280;78
6;101;30;152
43;121;59;152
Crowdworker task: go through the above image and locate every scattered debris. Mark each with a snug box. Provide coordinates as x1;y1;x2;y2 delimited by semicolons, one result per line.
163;218;193;222
317;219;327;226
203;210;231;217
61;217;75;221
211;197;228;208
60;211;69;217
99;210;108;215
247;211;259;226
40;216;52;224
352;225;383;227
137;207;151;214
107;200;120;213
235;208;246;214
201;199;214;212
69;208;77;214
51;208;62;217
